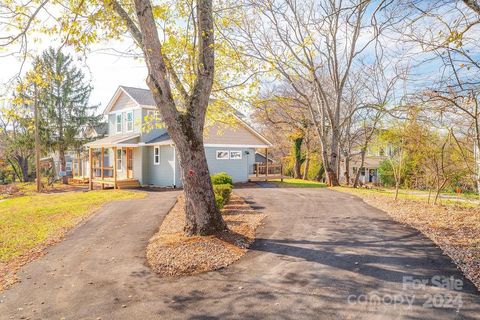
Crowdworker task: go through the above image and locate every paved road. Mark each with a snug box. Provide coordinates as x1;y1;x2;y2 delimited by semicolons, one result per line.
0;187;479;319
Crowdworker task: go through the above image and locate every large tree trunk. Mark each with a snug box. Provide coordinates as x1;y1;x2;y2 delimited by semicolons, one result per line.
328;128;340;187
123;0;225;236
176;143;225;235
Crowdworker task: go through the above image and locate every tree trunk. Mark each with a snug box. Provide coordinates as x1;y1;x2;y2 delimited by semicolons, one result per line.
345;156;350;186
20;158;29;182
176;141;226;235
293;137;303;179
395;180;400;201
353;150;366;188
303;156;310;180
328;129;340;186
59;148;68;184
315;162;325;182
113;0;225;235
434;178;448;205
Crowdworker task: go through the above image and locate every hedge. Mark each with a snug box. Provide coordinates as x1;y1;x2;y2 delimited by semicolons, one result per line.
211;172;233;185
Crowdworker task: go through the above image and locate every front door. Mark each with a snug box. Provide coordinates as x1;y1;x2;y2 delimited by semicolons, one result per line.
126;148;133;179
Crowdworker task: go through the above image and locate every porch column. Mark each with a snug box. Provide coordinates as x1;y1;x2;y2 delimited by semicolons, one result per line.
113;146;117;189
101;147;105;190
265;148;269;181
89;147;93;190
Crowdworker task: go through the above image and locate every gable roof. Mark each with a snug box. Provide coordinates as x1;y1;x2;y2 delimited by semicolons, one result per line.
93;122;108;136
119;86;156;106
103;86;271;147
104;86;156;114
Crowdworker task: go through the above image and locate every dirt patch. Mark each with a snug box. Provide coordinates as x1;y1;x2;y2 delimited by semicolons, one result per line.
146;193;266;277
339;189;480;291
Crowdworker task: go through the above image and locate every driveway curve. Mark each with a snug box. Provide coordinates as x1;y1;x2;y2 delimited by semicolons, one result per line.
0;187;479;320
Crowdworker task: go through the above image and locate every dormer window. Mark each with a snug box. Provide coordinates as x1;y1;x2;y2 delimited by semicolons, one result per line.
116;113;122;133
126;111;134;132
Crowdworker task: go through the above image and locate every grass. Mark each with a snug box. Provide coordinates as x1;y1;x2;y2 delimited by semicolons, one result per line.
270;178;327;188
0;181;85;200
0;189;144;263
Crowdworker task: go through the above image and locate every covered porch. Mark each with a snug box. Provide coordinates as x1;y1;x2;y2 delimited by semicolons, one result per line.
85;134;141;189
248;148;284;182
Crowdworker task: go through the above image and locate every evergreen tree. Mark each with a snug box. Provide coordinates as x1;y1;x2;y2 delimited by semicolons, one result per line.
35;48;98;183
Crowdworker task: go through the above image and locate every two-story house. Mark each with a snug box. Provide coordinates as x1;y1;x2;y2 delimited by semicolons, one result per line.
85;86;272;189
339;144;394;185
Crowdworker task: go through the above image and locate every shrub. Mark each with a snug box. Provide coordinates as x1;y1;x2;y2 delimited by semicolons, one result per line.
213;183;232;203
214;194;224;210
211;172;233;185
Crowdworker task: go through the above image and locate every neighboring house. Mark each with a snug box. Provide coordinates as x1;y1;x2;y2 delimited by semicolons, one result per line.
85;86;272;189
49;122;108;179
339;144;393;185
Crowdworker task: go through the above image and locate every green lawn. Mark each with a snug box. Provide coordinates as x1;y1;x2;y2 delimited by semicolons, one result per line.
270;178;327;188
0;189;144;263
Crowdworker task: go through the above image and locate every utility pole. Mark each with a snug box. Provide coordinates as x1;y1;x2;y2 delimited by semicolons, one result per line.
34;85;41;192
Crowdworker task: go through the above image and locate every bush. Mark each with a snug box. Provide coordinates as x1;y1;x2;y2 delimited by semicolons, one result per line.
213;183;232;202
215;193;225;210
212;182;232;210
211;172;233;185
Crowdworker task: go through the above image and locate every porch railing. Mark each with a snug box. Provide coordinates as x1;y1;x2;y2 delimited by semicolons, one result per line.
253;163;283;177
92;166;114;178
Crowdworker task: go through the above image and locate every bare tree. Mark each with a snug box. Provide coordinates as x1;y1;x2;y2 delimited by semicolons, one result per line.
234;0;391;186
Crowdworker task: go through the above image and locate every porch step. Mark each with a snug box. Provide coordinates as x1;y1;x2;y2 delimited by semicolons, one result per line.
116;180;141;189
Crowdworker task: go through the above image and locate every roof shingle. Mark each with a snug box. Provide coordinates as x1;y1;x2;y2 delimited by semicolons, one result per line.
120;86;156;106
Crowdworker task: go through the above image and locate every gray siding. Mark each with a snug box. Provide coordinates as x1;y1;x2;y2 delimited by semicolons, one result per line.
107;107;142;136
136;146;253;186
133;147;143;184
144;145;177;187
204;122;268;146
111;91;137;111
204;147;254;182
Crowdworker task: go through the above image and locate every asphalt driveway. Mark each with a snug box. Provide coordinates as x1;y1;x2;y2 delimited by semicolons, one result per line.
0;187;479;319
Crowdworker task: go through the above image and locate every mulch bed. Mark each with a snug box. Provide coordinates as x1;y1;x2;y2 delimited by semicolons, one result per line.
146;193;266;277
348;191;480;291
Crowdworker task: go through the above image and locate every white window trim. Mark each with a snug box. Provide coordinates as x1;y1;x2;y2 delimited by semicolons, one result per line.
154;146;160;165
116;113;122;133
230;150;242;160
126;111;134;132
116;149;123;172
216;150;230;160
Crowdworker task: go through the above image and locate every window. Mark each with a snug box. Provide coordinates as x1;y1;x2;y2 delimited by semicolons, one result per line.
126;111;133;132
216;150;229;160
230;150;242;159
116;149;122;171
65;162;72;171
154;147;160;165
360;168;365;176
116;113;122;133
147;110;159;120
